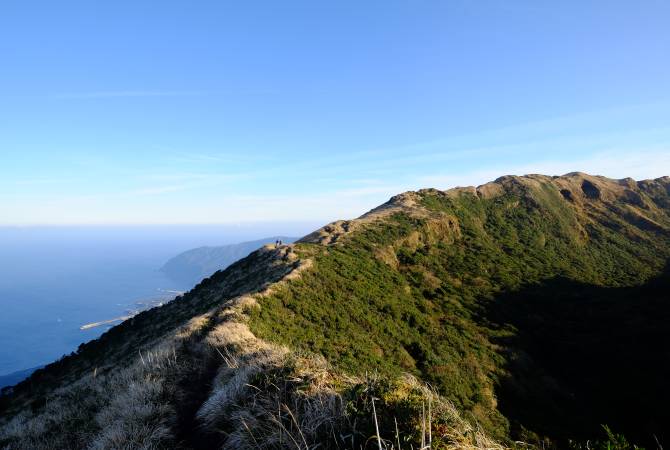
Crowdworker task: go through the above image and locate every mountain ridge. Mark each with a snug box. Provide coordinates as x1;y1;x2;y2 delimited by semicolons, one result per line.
2;172;669;449
161;236;298;286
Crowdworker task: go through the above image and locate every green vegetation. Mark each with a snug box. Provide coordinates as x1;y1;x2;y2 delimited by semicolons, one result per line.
249;214;511;435
3;173;669;449
569;426;646;450
249;175;670;446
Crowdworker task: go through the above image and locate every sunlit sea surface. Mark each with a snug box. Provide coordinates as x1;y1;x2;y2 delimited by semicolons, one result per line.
0;224;316;379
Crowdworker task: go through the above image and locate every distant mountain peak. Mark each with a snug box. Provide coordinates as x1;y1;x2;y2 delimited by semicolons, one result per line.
160;236;298;286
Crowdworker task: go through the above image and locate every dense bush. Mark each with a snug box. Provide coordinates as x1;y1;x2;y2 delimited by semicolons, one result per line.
4;174;669;449
249;178;670;446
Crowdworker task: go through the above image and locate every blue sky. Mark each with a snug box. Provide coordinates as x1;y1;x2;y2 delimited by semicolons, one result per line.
1;1;669;225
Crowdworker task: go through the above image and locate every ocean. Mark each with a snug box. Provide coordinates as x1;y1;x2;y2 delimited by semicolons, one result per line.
0;223;317;382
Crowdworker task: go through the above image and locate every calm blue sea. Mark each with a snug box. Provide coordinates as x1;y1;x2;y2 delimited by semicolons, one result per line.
0;223;317;380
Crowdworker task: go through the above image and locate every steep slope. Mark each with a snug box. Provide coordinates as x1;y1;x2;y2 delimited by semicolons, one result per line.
1;245;490;450
246;173;670;446
0;368;41;391
1;172;669;449
161;237;298;286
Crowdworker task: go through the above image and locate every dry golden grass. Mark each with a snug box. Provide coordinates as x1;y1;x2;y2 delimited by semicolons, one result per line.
1;280;508;449
0;216;511;450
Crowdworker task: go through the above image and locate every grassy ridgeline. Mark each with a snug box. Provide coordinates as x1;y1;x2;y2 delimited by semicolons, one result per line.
2;173;669;449
249;174;670;446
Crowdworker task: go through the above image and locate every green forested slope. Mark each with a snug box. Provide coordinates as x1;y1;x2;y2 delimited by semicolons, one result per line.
2;173;669;449
248;173;670;446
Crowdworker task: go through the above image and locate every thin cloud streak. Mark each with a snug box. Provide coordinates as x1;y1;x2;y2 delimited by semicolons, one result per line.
417;148;670;191
129;185;190;196
338;100;670;163
13;178;75;186
50;90;206;99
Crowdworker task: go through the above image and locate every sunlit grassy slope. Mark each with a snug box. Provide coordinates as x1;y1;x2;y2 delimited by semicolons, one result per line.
2;172;669;449
248;173;670;445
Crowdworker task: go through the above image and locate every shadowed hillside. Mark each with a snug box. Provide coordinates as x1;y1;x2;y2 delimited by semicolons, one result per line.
489;268;670;446
1;172;669;449
246;173;670;447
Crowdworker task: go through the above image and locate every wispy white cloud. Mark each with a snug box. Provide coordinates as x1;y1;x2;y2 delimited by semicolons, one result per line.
50;90;206;99
13;178;75;186
6;146;668;226
134;171;242;183
125;171;245;196
417;147;670;190
334;100;670;165
49;87;282;100
4;97;670;226
128;185;189;196
332;185;402;197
